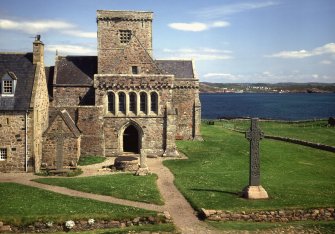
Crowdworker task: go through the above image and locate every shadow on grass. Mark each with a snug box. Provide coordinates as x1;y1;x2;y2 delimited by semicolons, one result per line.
190;188;242;196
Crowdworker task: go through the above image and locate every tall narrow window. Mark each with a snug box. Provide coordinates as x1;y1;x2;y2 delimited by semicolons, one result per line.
0;148;7;160
3;80;13;94
140;92;147;113
108;92;115;113
119;30;132;44
118;92;126;113
129;92;136;113
151;92;158;113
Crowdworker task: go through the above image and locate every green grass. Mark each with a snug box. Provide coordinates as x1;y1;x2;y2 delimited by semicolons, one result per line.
208;220;335;233
218;119;335;146
52;224;176;234
33;174;164;205
0;183;156;226
78;155;106;166
164;123;335;211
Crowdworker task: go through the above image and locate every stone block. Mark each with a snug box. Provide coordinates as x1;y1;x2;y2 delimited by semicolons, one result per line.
243;185;269;199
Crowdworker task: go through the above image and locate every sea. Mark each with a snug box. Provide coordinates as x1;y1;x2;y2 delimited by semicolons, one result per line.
200;93;335;120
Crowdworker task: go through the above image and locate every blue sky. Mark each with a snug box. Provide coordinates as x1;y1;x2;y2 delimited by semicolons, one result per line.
0;0;334;83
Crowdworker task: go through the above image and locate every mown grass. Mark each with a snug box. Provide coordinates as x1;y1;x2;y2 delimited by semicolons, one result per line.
218;119;335;146
33;174;164;205
0;183;156;226
208;220;335;233
164;123;335;211
78;155;106;166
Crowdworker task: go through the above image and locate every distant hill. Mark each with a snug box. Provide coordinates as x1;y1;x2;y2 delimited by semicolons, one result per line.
200;82;335;93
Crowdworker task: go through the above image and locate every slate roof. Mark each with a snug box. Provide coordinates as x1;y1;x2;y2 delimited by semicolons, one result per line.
155;60;195;79
55;56;97;85
0;53;35;111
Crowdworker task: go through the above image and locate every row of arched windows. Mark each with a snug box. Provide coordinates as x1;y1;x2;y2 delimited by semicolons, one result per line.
107;91;159;115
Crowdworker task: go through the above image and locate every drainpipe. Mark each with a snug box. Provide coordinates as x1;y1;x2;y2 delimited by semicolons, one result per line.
25;111;28;172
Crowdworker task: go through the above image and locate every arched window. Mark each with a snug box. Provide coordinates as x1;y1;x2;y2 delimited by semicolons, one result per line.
150;92;158;113
108;92;115;113
140;92;147;113
118;92;126;113
129;92;136;113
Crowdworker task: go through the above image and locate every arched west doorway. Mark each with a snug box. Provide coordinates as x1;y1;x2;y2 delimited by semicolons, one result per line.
123;125;140;153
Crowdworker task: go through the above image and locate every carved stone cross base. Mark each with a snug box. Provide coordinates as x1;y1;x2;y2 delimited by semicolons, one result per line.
135;167;150;176
243;185;269;199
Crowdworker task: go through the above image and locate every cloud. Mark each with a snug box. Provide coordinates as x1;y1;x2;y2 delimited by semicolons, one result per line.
45;44;96;55
168;20;230;32
320;60;332;65
0;18;95;39
267;43;335;59
194;1;279;18
161;48;233;60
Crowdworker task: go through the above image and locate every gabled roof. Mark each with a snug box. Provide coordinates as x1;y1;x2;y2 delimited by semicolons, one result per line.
54;56;97;86
44;109;81;138
0;53;36;111
155;60;195;79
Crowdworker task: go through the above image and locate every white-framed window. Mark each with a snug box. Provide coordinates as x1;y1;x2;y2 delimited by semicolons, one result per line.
119;30;132;44
1;73;16;95
3;80;13;94
0;148;7;160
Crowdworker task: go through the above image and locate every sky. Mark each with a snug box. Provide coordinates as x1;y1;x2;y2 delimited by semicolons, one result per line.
0;0;334;83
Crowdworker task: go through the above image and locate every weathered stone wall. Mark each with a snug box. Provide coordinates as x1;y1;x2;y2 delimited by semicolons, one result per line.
95;74;177;156
202;208;335;222
172;79;200;140
42;115;80;168
97;11;153;74
52;86;94;107
0;111;32;172
30;62;49;172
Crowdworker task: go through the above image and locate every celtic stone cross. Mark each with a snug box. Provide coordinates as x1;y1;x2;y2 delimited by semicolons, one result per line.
245;118;264;186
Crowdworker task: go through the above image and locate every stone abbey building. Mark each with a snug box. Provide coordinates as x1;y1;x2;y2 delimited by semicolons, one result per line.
0;10;201;173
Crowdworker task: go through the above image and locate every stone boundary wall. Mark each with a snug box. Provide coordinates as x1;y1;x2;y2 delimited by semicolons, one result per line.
201;208;335;222
0;212;172;233
223;127;335;153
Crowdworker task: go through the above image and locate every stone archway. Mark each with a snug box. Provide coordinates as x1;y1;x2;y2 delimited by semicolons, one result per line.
123;125;140;153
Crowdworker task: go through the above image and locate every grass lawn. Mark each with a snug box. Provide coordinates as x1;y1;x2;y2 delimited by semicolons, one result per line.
218;119;335;146
33;174;164;205
164;123;335;211
0;183;156;226
208;220;335;233
78;155;106;166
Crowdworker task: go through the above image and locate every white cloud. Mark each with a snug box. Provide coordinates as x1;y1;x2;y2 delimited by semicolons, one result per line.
320;60;332;65
45;44;96;55
194;1;279;18
161;47;233;60
267;43;335;59
0;19;74;34
0;18;96;39
168;20;230;32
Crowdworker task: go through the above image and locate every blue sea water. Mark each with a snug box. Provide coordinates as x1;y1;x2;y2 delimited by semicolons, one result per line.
200;93;335;120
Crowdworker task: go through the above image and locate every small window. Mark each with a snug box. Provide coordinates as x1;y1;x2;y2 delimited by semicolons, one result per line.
3;80;13;94
151;92;158;113
140;92;147;113
119;30;132;44
118;92;126;113
108;93;115;113
132;66;138;74
129;92;136;113
0;148;7;160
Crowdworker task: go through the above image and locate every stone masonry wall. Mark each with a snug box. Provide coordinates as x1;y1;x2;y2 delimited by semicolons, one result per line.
173;79;200;140
202;208;335;222
52;87;93;107
97;11;153;74
0;111;30;172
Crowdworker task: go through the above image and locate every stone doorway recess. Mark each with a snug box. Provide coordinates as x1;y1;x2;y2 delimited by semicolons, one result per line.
123;125;140;153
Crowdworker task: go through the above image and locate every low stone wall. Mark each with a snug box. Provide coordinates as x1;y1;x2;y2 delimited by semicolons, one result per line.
0;212;172;233
201;208;335;222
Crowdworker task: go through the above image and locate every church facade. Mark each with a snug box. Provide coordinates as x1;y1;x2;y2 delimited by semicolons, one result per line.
0;10;201;173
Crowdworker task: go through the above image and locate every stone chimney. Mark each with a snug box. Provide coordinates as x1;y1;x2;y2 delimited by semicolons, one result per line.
33;35;44;64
